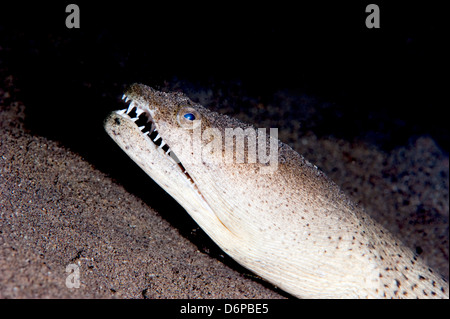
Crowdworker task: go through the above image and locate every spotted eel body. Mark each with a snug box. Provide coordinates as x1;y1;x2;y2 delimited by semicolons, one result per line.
104;83;448;298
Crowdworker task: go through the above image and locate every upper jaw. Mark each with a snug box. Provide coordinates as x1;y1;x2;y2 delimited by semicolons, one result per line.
115;93;173;157
117;93;156;119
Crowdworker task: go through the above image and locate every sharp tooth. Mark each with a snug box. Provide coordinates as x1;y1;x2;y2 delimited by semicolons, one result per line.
125;96;129;103
138;126;145;131
165;149;171;154
136;108;144;117
131;117;139;122
121;94;126;100
159;141;165;148
153;134;161;142
116;109;126;115
126;101;135;114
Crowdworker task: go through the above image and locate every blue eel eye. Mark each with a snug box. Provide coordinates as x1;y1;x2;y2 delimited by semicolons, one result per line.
183;113;196;121
177;107;200;128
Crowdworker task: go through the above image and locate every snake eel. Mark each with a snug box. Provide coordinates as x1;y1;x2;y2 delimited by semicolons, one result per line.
104;83;448;298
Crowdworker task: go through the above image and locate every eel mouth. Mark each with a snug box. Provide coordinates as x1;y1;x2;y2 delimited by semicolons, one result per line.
115;94;197;186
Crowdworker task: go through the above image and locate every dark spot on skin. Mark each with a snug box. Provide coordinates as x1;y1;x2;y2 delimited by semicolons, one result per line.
428;268;433;274
423;290;428;296
431;291;436;296
395;279;401;288
403;291;408;296
418;275;426;280
441;287;446;293
432;280;436;287
115;118;121;125
411;284;418;290
416;246;423;254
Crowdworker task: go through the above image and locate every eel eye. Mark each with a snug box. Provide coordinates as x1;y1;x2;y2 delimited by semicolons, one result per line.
184;113;196;121
177;107;201;129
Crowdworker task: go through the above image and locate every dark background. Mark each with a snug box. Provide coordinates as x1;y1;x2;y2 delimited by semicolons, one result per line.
0;0;447;299
1;1;446;156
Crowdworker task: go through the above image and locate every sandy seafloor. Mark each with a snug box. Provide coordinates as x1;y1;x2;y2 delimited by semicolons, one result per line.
0;3;448;299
